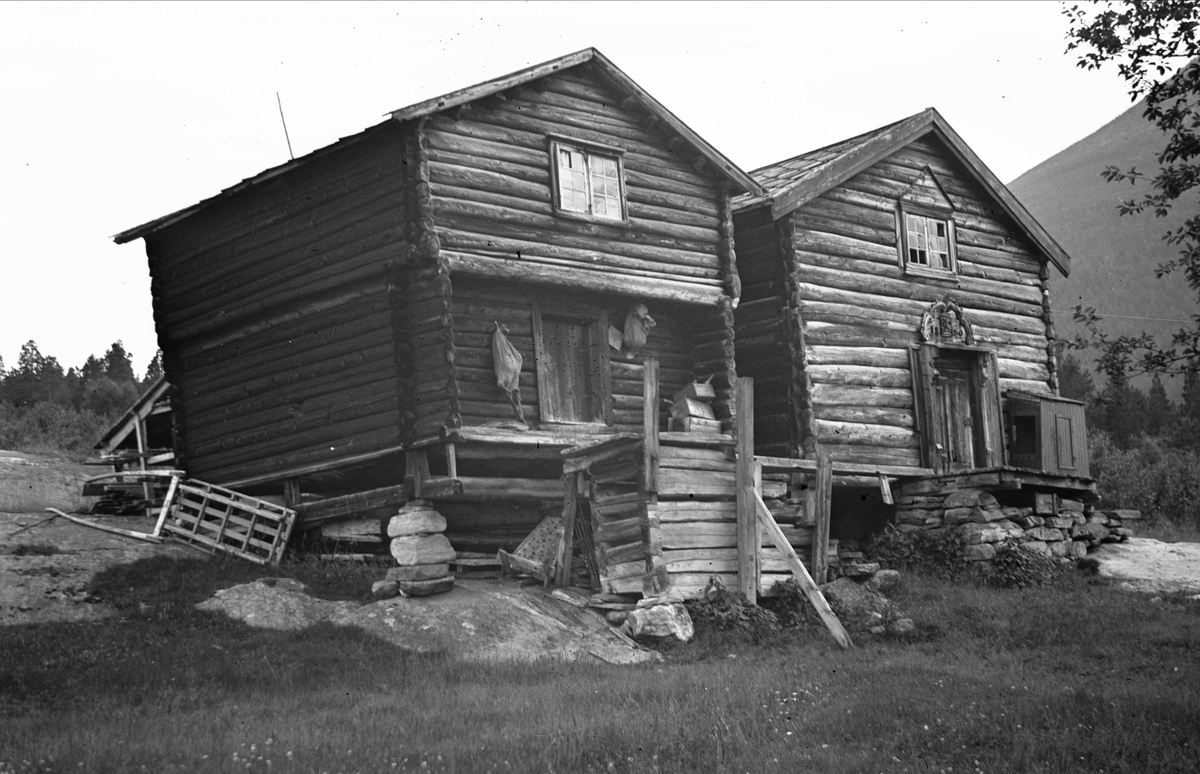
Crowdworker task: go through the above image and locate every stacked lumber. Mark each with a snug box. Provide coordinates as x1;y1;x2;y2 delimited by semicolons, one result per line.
375;501;456;598
893;481;1139;566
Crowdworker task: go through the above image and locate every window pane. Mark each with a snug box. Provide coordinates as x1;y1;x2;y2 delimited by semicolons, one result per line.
557;146;589;212
588;153;622;220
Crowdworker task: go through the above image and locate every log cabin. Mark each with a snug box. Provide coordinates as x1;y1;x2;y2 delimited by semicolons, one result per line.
112;49;767;576
732;108;1096;550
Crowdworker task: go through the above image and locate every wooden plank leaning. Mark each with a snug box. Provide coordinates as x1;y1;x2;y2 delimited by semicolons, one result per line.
751;489;853;650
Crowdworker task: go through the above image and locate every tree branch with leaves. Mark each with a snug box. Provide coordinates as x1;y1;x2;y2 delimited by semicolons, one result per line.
1064;0;1200;376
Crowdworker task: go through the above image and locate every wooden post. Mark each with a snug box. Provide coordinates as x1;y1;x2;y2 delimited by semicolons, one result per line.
735;376;759;604
642;358;659;495
133;416;152;513
282;479;301;509
811;448;833;584
555;472;579;586
446;442;458;480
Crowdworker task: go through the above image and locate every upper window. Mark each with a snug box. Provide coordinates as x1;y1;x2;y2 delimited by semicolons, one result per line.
899;204;957;278
551;139;626;222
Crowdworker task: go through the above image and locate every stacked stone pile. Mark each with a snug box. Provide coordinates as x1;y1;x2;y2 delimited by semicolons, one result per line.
372;500;456;599
894;484;1140;568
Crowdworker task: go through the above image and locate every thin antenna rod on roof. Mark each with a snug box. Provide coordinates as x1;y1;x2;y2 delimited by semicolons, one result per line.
276;91;295;161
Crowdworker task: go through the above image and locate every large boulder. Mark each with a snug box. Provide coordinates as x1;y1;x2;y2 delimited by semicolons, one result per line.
624;602;694;642
1024;526;1065;542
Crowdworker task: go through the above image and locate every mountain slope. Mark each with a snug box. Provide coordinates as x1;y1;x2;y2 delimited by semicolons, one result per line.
1008;99;1196;390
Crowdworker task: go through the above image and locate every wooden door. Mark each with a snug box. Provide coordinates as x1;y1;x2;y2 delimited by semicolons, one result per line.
933;355;980;471
532;302;612;426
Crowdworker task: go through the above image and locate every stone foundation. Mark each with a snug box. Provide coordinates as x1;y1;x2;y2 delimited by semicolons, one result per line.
894;483;1139;567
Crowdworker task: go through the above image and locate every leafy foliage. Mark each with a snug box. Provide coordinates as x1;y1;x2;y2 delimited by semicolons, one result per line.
864;526;968;580
986;540;1064;589
1090;430;1200;525
685;576;780;635
0;339;150;454
1064;1;1200;377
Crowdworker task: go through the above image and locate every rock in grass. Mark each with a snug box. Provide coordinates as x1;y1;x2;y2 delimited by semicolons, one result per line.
820;577;890;619
864;569;902;594
390;534;456;565
371;580;400;600
1069;541;1090;559
624;602;694;642
889;618;916;634
396;576;455;597
386;563;450;582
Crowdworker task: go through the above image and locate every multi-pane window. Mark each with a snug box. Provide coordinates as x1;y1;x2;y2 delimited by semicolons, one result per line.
899;206;956;276
552;141;625;221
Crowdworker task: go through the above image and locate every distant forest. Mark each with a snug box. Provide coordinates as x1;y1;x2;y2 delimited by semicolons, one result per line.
0;340;161;455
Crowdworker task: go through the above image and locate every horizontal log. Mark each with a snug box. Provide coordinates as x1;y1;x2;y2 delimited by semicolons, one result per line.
815;420;920;448
806;345;910;369
806;364;911;388
443;251;724;306
814;405;915;428
807;383;914;408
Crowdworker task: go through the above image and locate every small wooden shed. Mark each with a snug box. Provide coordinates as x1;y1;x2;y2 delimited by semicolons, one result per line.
113;49;761;553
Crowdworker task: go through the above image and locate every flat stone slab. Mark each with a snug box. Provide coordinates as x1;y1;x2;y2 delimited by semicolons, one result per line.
196;577;659;665
1093;538;1200;596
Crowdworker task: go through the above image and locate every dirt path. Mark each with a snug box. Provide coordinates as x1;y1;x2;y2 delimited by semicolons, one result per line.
0;511;193;625
1093;537;1200;596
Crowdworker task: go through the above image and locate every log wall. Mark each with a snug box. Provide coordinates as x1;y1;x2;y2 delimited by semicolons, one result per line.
423;65;727;295
444;279;701;436
729;207;790;453
796;136;1052;468
144;124;410;485
739;134;1055;467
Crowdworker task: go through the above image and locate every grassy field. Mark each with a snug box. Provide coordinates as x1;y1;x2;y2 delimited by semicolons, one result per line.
1;555;1197;774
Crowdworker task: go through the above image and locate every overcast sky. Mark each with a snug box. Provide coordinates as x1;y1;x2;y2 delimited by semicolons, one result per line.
0;1;1134;377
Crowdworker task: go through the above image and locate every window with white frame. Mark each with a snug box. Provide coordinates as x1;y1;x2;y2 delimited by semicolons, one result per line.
551;140;625;221
899;205;957;276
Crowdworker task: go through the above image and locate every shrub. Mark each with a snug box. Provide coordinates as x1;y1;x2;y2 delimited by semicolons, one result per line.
1089;431;1200;527
0;402;112;456
685;576;779;635
864;525;968;580
986;540;1063;589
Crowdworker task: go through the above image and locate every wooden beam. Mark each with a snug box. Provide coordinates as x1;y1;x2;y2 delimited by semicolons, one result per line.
735;376;759;604
754;455;932;479
752;490;852;649
643;358;660;495
294;484;408;529
811;449;833;584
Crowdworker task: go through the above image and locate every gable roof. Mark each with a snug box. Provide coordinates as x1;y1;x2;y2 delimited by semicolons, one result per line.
114;48;760;245
735;108;1071;276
